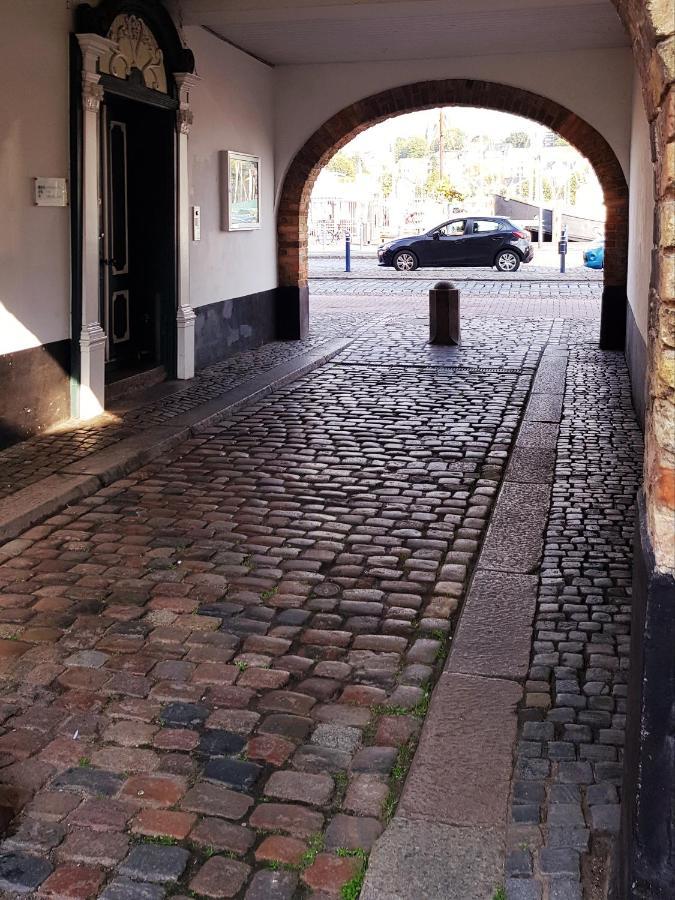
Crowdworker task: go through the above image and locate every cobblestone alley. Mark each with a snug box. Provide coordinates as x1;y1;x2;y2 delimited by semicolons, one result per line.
0;289;642;900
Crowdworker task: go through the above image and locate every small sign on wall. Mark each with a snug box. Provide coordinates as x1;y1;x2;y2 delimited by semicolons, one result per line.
34;177;68;207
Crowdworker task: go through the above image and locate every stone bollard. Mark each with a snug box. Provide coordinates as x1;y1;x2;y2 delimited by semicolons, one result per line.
429;280;461;345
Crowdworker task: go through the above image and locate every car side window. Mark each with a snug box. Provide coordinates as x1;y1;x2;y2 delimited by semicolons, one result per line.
439;220;466;237
471;220;501;233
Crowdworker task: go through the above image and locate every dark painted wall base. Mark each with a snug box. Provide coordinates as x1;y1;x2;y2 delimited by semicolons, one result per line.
194;289;277;370
600;285;628;351
625;303;648;429
276;285;309;341
619;493;675;898
0;340;71;450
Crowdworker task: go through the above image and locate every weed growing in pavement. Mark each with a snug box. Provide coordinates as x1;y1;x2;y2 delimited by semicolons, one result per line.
78;757;91;767
142;835;178;846
492;887;506;900
235;660;248;672
383;739;417;824
260;587;278;601
411;686;431;719
263;859;299;873
300;832;325;869
337;848;369;900
332;770;349;807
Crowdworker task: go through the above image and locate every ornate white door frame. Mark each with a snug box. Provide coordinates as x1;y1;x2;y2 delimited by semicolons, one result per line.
74;25;197;420
175;72;199;381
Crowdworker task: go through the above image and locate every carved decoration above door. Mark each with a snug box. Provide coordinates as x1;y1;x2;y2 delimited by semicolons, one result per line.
100;14;167;93
76;1;195;92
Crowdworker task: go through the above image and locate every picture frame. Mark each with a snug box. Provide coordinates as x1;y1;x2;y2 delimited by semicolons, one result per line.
220;150;261;231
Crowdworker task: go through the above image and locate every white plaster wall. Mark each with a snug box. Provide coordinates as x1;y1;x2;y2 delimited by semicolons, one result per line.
626;75;654;340
273;48;634;199
186;27;277;308
0;0;72;355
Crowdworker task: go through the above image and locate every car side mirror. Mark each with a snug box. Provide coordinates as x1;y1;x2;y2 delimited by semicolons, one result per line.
432;231;440;240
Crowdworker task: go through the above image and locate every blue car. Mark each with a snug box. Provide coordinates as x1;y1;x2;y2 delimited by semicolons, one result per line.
583;242;604;269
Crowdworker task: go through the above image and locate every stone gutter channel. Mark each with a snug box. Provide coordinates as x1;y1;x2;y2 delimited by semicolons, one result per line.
362;342;567;900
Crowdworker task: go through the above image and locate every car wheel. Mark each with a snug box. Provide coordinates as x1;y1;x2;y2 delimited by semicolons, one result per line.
495;249;520;272
393;250;418;272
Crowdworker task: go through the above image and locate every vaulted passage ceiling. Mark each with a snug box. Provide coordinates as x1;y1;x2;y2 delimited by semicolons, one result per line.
174;0;629;65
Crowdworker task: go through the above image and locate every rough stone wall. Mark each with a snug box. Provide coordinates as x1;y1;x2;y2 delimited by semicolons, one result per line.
611;0;675;574
277;80;629;292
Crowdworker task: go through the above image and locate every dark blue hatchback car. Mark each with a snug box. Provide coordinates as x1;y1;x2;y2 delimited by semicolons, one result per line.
378;216;534;272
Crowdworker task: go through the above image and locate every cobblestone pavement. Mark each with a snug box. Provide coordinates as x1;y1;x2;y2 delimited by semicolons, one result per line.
311;277;603;297
0;308;377;501
0;291;598;502
0;311;559;898
505;347;642;900
309;257;603;282
0;288;639;900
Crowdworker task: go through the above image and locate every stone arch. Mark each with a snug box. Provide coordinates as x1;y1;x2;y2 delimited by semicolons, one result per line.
277;79;629;348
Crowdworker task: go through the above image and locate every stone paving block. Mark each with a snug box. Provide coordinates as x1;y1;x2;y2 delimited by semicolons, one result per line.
264;771;333;805
292;743;352;773
0;852;53;894
57;828;129;867
248;803;324;838
506;447;556;483
302;853;362;894
38;863;105;899
311;723;362;752
180;781;253;820
99;878;166;900
505;878;542;900
244;869;298;900
524;393;564;423
361;819;503;900
119;843;190;883
189;856;250;898
203;758;263;792
48;767;124;797
399;673;520;826
324;813;383;851
448;571;538;680
480;482;551;575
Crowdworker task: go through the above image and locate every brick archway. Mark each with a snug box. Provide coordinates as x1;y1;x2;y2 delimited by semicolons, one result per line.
276;78;628;349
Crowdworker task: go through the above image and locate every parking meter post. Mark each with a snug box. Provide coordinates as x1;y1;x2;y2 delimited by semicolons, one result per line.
345;233;351;273
429;281;461;346
559;225;568;274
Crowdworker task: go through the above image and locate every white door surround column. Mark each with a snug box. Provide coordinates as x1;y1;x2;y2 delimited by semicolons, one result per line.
174;72;199;380
76;33;117;419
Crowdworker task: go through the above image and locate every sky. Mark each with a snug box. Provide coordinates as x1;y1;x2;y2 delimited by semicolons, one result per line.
346;107;548;155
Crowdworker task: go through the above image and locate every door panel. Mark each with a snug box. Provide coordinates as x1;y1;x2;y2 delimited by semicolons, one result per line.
425;219;470;266
101;95;175;379
465;219;505;264
105;120;131;360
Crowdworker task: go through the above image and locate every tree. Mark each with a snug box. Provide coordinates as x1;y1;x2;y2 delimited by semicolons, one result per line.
505;130;531;148
424;172;465;204
380;172;393;199
326;153;356;179
394;136;429;161
430;127;467;153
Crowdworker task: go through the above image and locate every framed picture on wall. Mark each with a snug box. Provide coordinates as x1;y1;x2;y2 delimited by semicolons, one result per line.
220;151;261;231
